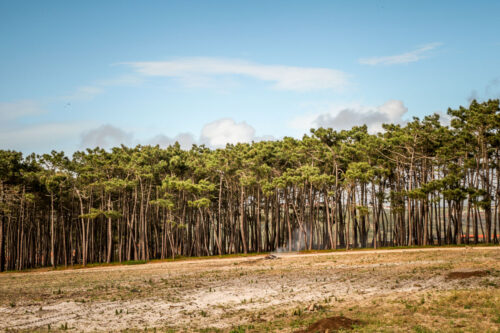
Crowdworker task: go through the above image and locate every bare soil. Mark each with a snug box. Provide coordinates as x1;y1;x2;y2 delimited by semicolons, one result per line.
294;316;360;333
446;270;490;280
0;246;499;332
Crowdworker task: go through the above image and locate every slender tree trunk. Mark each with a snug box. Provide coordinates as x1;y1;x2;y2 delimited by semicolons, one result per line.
285;188;292;251
325;192;334;249
0;215;4;272
106;196;112;263
50;193;55;268
240;185;248;254
257;188;262;252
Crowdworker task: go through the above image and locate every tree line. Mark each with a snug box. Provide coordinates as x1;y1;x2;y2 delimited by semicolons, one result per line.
1;99;499;271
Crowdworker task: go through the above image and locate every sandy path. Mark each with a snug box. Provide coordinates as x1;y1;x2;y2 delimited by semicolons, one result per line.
6;246;495;277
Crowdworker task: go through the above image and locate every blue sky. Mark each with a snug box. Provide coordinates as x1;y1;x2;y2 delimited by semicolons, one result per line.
1;1;499;154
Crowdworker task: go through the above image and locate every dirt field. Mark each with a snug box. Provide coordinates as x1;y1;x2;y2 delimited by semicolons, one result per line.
0;247;499;332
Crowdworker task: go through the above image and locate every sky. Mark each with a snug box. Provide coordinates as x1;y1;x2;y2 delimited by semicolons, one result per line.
1;0;499;154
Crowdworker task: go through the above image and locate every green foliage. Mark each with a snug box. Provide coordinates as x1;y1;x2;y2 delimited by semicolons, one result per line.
1;99;500;270
79;208;122;220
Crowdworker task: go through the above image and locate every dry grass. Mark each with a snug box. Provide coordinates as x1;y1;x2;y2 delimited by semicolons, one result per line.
0;247;499;332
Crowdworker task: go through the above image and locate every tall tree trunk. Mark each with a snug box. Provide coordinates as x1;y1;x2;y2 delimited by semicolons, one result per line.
285;188;292;251
240;185;248;254
50;193;55;268
0;215;4;272
106;196;112;263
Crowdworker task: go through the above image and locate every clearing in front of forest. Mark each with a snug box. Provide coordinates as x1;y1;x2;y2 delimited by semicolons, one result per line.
0;246;499;332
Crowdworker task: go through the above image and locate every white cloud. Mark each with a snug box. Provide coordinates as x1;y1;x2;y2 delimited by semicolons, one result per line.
378;99;408;121
79;118;263;151
80;124;133;149
149;132;196;150
0;100;44;121
125;57;349;92
200;118;256;147
254;134;275;142
359;43;442;65
290;100;409;134
148;120;274;149
434;111;451;127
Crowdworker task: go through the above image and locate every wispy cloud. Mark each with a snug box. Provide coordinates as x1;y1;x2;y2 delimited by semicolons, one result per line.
359;42;442;66
125;57;349;92
0;121;94;152
96;75;145;87
467;76;500;103
0;100;88;152
61;75;144;102
62;85;104;101
0;100;45;121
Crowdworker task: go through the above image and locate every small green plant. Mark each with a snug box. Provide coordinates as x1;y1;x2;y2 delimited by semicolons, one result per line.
229;326;245;333
413;325;432;333
292;307;303;316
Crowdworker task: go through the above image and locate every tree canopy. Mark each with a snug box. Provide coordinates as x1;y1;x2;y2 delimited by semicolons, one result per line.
1;99;499;271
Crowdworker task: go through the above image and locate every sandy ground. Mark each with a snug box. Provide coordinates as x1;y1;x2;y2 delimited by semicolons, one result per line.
0;246;499;332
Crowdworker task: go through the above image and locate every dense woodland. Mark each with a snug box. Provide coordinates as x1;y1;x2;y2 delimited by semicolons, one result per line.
1;99;500;271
